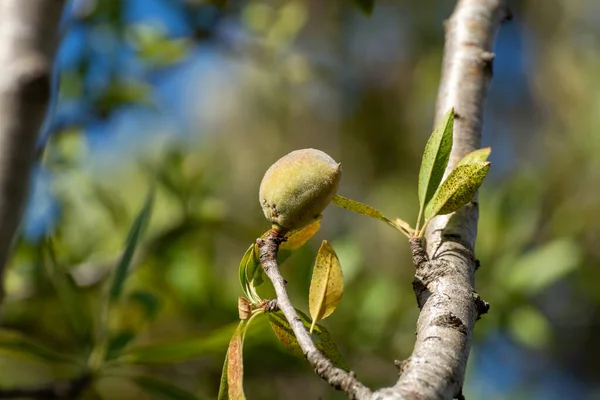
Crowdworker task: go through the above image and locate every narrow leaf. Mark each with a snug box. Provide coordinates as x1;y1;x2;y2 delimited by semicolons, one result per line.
226;322;246;400
424;161;491;221
219;312;262;400
332;195;413;237
308;241;343;334
418;108;454;213
132;376;198;400
110;188;154;301
332;195;388;221
268;310;348;370
350;0;375;15
217;351;230;400
0;329;77;364
119;322;268;364
238;244;258;302
456;147;491;167
42;239;91;342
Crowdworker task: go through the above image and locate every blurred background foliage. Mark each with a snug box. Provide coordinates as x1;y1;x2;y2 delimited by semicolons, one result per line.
1;0;599;399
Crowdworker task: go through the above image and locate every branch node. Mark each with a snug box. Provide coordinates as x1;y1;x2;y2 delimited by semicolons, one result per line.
409;237;429;269
473;292;490;320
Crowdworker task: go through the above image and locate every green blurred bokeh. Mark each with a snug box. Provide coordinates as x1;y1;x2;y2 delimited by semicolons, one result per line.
1;0;599;399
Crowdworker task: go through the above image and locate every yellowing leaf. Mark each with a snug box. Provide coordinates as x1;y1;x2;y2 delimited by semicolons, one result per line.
456;147;491;167
226;323;245;400
268;310;349;370
281;218;321;251
331;196;413;237
418;109;454;214
332;195;387;221
424;161;491;221
218;314;260;400
308;241;343;334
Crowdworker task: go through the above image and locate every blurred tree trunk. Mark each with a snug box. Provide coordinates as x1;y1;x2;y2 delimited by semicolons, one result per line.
0;0;64;301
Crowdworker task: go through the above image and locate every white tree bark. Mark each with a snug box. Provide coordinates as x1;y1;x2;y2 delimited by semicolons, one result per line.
0;0;64;299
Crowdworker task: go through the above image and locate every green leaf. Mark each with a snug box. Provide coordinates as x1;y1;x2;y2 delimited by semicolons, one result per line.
350;0;375;15
456;147;491;167
118;321;269;364
132;376;198;400
268;310;348;370
218;351;230;400
418;108;454;215
109;188;154;302
42;239;91;343
0;329;77;364
503;238;581;294
424;161;490;221
238;244;261;303
308;241;343;334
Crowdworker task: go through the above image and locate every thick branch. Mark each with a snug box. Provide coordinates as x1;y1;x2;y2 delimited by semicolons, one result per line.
257;230;372;400
0;373;91;399
0;0;64;300
390;1;509;399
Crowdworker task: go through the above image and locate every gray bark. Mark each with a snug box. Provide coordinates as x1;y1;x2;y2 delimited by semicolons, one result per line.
391;1;509;399
0;0;64;299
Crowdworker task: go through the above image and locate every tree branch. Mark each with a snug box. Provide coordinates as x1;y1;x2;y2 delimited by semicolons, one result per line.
390;1;509;399
257;230;373;400
0;0;65;300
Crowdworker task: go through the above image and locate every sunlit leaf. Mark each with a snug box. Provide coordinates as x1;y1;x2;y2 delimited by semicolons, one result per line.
456;147;491;167
331;195;412;236
503;238;581;294
424;161;490;221
309;241;343;334
132;376;198;400
42;239;91;343
350;0;375;15
281;218;321;251
0;329;77;364
268;310;348;370
418;108;454;215
110;188;154;302
332;195;388;221
278;218;321;264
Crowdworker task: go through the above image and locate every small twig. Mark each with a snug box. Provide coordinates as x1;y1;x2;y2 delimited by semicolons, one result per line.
257;230;372;400
0;373;92;399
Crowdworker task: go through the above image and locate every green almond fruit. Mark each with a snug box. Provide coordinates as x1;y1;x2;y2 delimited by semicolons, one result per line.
259;149;342;233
